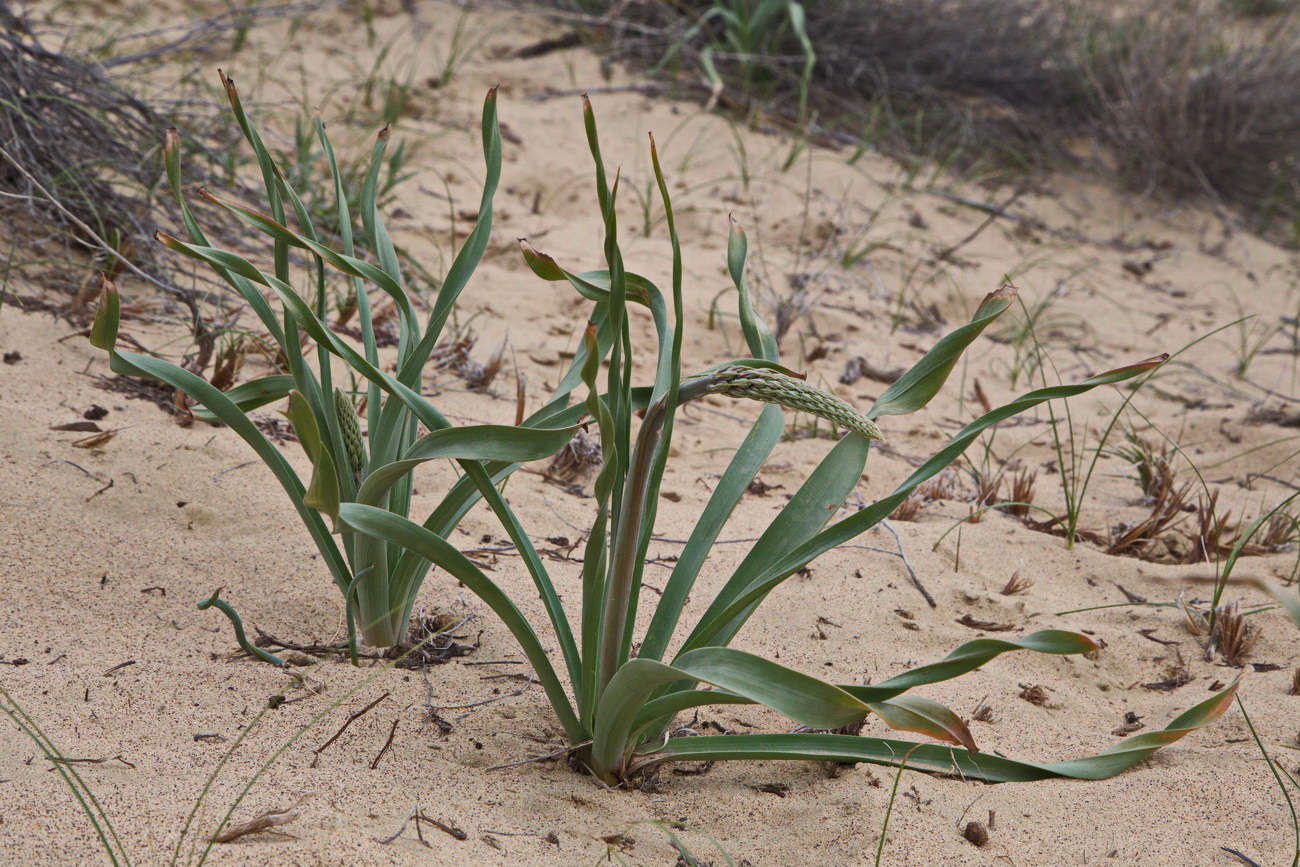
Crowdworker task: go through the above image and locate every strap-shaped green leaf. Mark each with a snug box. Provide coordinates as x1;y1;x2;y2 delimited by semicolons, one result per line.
355;423;581;508
868;287;1015;419
682;432;872;651
520;243;675;402
89;279;119;352
105;348;350;597
639;630;1099;731
193;190;419;340
638;403;785;663
842;630;1099;701
727;217;777;362
191;374;295;423
591;647;974;781
632;680;1238;782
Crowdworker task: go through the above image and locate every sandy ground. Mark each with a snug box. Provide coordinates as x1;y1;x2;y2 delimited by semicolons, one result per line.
2;1;1300;864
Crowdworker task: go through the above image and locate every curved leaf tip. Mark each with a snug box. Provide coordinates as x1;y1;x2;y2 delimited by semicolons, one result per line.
1106;353;1169;376
974;284;1018;317
519;240;565;281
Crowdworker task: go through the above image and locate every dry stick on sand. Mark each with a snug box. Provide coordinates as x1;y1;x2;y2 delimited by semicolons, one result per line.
210;808;298;843
311;691;390;767
379;806;468;846
881;521;936;608
370;718;400;770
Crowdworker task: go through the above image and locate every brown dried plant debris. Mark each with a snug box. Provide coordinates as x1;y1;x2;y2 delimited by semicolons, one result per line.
1017;683;1059;707
966;466;1002;524
429;326;507;392
1112;711;1146;736
210;808;298;843
1004;468;1037;519
957;613;1017;632
1211;602;1258;666
543;429;602;490
1000;570;1033;595
1290;667;1300;696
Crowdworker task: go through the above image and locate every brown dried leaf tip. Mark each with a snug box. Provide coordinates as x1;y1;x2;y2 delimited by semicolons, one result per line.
1290;667;1300;697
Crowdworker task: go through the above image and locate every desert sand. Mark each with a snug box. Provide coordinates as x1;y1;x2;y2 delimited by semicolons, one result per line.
1;1;1298;864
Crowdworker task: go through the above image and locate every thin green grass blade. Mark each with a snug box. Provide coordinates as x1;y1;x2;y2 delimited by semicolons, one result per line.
0;683;129;865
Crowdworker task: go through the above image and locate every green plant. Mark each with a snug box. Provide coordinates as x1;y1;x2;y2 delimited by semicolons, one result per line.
336;99;1236;786
91;76;600;654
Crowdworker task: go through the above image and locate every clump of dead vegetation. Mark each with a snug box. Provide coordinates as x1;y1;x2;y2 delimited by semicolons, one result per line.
550;0;1300;239
0;7;216;316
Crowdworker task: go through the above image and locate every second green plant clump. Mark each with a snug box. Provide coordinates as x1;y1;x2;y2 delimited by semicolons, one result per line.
94;80;1235;786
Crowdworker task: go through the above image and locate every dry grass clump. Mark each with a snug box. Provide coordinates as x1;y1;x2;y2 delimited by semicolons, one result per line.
1180;597;1260;665
1084;4;1300;224
889;469;957;521
0;11;211;313
557;0;1300;235
1106;474;1192;557
1211;602;1259;665
1003;468;1036;519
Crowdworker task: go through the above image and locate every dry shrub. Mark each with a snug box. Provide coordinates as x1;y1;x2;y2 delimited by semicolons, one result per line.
1084;3;1300;223
545;429;602;488
0;7;224;314
562;0;1300;234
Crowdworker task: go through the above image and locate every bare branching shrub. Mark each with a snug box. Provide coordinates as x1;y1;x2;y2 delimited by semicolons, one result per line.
556;0;1300;234
1084;4;1300;222
0;9;209;312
